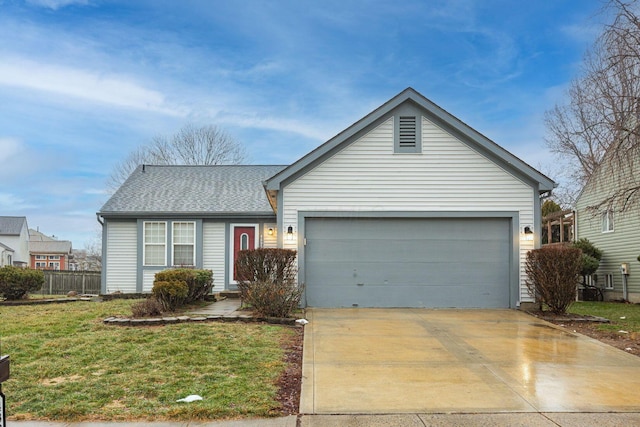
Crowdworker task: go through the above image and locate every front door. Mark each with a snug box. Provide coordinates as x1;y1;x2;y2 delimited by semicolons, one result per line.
231;225;257;281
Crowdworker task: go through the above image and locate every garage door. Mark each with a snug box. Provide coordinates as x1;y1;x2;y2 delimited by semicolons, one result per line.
304;217;511;308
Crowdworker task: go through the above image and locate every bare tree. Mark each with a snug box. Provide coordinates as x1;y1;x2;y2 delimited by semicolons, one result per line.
107;123;247;191
545;0;640;211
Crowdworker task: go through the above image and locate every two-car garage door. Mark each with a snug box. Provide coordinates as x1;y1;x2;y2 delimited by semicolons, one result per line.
304;217;511;308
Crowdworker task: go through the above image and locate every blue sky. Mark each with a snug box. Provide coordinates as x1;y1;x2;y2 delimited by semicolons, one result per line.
0;0;606;248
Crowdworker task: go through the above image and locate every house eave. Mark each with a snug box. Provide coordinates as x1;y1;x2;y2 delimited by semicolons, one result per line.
98;211;277;220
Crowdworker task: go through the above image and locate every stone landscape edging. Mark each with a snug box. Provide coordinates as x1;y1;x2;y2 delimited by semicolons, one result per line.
102;314;300;326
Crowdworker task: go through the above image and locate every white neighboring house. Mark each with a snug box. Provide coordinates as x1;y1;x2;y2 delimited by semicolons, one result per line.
0;216;30;267
99;88;555;308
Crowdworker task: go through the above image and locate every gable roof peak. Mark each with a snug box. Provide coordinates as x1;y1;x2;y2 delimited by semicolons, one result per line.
265;88;555;193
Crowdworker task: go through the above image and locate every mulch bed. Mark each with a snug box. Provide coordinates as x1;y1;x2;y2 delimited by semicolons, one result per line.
529;310;640;357
275;326;303;415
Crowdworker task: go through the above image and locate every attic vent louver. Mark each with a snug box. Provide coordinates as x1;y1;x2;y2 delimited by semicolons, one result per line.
398;116;417;148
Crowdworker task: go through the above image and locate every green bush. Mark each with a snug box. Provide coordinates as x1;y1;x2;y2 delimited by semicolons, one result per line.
131;297;164;317
525;246;582;314
572;238;603;277
154;268;213;303
152;280;189;312
235;248;301;318
0;266;45;300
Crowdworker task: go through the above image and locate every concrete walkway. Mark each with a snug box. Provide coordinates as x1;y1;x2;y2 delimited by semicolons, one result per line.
301;308;640;414
187;298;242;316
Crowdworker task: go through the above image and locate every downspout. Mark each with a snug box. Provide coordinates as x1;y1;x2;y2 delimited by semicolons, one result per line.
96;214;105;294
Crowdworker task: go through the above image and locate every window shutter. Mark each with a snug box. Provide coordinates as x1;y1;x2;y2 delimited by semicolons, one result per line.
398;116;417;148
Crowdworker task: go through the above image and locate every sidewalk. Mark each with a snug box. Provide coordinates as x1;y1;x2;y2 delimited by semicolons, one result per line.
9;413;640;426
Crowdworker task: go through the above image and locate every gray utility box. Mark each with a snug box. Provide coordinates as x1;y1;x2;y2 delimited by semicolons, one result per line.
0;356;9;383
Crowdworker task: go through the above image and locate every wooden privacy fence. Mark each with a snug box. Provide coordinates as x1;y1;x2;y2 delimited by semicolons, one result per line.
38;271;101;295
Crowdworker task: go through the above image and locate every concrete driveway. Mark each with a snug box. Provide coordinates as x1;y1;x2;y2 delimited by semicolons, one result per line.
301;308;640;414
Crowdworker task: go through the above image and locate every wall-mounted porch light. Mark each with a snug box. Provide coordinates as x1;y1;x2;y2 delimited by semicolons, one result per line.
286;225;294;241
522;226;534;241
268;228;274;236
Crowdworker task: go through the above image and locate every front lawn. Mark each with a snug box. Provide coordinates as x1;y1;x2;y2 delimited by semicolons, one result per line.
568;301;640;334
0;299;296;421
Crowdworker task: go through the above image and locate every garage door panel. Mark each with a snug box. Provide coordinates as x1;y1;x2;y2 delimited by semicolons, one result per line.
305;260;508;286
304;217;511;308
307;239;508;263
305;283;507;308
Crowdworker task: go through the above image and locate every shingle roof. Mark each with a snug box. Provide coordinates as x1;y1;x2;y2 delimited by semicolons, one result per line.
0;216;27;235
30;240;72;254
0;242;14;252
29;229;57;242
99;165;287;216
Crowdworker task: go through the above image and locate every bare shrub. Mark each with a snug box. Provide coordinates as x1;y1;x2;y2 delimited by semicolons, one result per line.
131;297;164;317
235;248;301;318
240;280;304;318
525;246;582;314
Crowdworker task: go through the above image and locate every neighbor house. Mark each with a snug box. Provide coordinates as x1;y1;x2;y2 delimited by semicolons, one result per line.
29;229;73;270
99;88;555;308
0;216;30;267
575;154;640;302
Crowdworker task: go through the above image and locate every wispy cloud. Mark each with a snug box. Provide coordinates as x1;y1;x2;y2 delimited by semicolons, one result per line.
0;192;36;211
25;0;90;10
0;137;22;163
0;57;185;116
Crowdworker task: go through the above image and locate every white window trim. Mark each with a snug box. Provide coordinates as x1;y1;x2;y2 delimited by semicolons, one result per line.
35;255;46;260
143;221;167;266
171;221;196;267
604;273;614;290
49;255;60;260
602;210;614;233
229;224;259;285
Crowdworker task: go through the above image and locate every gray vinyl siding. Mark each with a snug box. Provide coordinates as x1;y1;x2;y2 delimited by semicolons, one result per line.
282;116;536;303
262;223;278;248
143;270;160;292
203;221;226;292
105;220;137;293
577;177;640;302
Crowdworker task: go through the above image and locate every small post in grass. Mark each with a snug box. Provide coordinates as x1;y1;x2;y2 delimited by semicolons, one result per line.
0;337;9;427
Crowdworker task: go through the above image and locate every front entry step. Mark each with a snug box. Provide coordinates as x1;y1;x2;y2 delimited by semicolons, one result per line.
219;290;241;299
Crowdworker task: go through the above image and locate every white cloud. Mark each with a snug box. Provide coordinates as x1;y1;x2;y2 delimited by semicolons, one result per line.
215;111;331;141
25;0;90;10
0;137;21;163
83;188;108;195
0;192;36;211
0;57;186;116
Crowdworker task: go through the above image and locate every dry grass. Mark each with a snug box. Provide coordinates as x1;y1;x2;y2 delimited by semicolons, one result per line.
0;299;295;421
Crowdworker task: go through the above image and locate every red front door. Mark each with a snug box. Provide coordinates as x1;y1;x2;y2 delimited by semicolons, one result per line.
233;226;256;280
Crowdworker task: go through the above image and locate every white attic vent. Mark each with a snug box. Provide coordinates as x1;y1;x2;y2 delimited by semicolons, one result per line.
398;116;417;148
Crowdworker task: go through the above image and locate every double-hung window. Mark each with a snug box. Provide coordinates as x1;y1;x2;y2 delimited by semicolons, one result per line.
601;210;614;233
172;222;195;266
144;221;167;266
605;273;614;290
